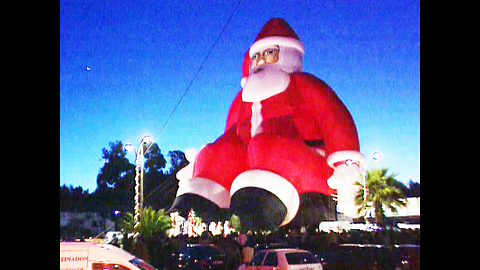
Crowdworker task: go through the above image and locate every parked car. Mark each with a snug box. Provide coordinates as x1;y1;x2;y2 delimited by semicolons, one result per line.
314;249;354;270
169;244;225;269
239;248;322;270
253;243;298;255
313;244;420;270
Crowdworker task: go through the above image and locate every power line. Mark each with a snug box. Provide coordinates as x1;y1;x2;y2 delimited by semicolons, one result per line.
147;0;243;153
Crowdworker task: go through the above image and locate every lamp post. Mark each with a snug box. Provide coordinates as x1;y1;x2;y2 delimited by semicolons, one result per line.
360;151;382;224
124;135;152;238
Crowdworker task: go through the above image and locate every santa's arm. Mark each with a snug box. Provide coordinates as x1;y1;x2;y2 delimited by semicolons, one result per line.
225;91;243;132
296;73;361;158
297;73;364;217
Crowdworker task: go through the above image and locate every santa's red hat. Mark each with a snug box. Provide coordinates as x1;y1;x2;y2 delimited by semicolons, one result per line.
241;18;305;88
249;18;305;58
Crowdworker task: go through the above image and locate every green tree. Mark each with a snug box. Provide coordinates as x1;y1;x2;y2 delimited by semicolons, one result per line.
119;207;173;266
139;206;172;237
166;150;188;174
230;214;241;232
119;207;172;237
401;180;420;197
143;143;168;207
93;141;184;215
60;184;90;212
96;141;135;191
355;168;406;227
142;144;186;210
144;143;166;174
93;141;135;213
119;212;135;234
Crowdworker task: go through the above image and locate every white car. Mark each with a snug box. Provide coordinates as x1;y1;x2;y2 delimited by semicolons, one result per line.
239;248;322;270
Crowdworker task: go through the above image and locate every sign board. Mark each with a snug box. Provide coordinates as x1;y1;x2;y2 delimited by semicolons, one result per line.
60;250;88;270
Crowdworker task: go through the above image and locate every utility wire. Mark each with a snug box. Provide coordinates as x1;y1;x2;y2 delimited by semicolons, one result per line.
146;0;243;153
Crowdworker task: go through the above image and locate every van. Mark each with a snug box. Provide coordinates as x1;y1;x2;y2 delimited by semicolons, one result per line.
60;242;157;270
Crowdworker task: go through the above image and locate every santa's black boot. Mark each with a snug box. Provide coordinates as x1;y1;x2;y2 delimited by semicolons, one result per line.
168;193;230;222
230;187;287;232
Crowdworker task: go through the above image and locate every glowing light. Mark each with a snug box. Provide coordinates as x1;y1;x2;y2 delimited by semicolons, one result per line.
372;151;382;160
124;143;134;152
142;135;152;144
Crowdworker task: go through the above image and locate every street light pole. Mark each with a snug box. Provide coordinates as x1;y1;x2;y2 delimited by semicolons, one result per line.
360;151;382;224
124;135;152;238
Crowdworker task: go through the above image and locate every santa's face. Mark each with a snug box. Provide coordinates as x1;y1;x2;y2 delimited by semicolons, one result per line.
242;45;303;102
242;54;290;102
250;46;280;70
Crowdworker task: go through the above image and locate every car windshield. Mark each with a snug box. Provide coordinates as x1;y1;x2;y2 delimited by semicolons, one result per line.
129;257;158;270
285;252;317;265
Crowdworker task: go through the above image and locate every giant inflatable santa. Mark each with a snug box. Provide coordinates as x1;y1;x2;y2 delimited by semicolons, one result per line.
170;18;365;230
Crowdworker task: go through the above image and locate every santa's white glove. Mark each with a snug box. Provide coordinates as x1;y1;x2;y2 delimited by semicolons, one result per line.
176;148;199;181
327;163;363;218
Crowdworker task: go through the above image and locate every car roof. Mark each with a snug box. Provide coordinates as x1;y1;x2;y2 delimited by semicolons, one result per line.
255;243;297;249
185;244;218;248
339;244;384;248
60;242;135;262
259;248;310;253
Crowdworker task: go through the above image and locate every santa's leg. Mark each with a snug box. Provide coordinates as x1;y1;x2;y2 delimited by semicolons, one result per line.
230;134;333;230
249;134;334;194
169;129;249;220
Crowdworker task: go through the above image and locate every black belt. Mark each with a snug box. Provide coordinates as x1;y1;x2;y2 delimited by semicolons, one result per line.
304;139;324;147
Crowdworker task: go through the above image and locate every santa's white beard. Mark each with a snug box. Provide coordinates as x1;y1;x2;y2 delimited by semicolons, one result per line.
241;63;291;102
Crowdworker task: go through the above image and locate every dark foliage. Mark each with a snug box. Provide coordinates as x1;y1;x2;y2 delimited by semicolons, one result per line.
60;141;187;215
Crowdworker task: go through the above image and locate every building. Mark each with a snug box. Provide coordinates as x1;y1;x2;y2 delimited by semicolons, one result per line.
60;212;115;238
382;197;420;225
383;197;420;217
333;197;420;230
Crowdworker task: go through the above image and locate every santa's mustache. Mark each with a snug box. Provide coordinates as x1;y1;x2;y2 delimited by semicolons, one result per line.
248;63;288;81
252;66;266;73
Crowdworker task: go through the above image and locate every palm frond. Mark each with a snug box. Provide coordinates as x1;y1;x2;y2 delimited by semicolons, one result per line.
355;168;406;225
119;206;172;237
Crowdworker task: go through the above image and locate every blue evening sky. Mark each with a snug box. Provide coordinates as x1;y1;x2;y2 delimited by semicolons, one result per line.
60;0;420;193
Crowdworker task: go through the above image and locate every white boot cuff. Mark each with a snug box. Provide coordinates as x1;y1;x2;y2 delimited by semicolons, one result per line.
176;177;231;209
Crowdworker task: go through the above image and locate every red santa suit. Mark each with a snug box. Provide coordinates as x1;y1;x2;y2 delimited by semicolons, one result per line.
175;19;364;227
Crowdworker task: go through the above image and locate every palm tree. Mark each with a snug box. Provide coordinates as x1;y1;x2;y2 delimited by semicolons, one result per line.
355;168;406;227
120;206;172;237
119;207;173;265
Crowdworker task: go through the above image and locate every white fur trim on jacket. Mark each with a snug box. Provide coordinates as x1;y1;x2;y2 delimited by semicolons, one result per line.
175;148;199;181
230;170;300;226
176;177;231;209
240;77;247;88
249;36;305;57
327;150;365;169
